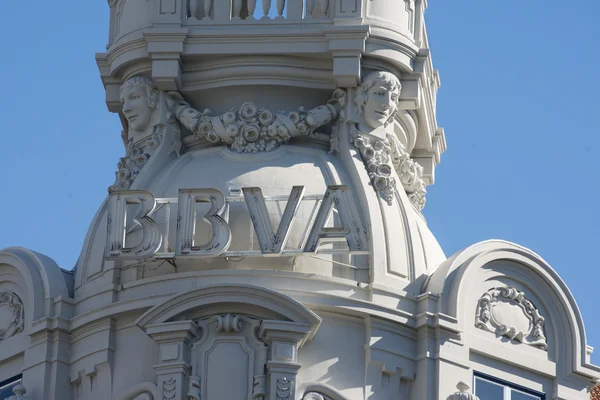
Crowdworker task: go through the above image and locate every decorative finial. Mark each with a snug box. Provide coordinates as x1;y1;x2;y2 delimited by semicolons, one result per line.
9;383;28;400
446;381;479;400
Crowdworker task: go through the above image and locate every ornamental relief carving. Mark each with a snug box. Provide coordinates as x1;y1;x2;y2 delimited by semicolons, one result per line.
113;72;427;208
350;71;426;209
475;287;547;350
0;292;24;340
162;377;176;400
187;313;268;400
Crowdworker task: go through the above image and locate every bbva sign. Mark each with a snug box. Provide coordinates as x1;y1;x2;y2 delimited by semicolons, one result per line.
106;185;368;260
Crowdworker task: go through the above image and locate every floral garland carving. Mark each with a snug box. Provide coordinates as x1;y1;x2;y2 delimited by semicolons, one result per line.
475;287;547;350
0;292;24;340
112;130;164;189
178;99;340;153
351;128;427;209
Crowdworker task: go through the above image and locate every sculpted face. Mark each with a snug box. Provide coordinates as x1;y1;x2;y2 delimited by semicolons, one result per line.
120;84;155;133
362;84;399;130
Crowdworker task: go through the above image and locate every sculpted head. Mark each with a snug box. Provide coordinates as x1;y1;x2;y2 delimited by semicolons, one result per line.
356;71;401;132
119;76;159;133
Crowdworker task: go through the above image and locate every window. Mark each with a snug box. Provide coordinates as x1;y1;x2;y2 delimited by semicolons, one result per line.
0;375;22;400
474;372;544;400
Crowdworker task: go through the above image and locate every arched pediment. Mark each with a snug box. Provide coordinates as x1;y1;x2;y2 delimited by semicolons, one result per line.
136;283;321;340
0;247;70;323
422;239;600;381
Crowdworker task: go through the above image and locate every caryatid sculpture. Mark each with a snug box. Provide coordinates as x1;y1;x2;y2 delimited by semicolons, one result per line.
112;76;343;189
351;71;427;209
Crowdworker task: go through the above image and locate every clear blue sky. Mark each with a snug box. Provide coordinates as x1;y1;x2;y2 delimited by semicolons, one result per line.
0;1;598;359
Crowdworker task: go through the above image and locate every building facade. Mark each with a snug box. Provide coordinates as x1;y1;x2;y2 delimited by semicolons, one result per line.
0;1;598;399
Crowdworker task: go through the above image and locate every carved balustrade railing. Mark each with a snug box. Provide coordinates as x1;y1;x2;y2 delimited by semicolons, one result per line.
187;0;331;22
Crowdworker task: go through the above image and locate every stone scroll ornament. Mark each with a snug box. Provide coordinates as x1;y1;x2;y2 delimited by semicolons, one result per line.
475;286;548;350
350;71;427;209
0;292;24;340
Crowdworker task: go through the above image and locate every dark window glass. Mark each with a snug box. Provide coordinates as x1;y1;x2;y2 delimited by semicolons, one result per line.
475;377;504;400
512;390;541;400
0;376;21;400
474;373;544;400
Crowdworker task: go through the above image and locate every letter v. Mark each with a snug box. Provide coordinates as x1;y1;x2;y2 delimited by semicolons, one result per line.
243;186;305;255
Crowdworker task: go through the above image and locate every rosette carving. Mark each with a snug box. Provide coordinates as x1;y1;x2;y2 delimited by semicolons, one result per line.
475;287;547;350
0;292;24;340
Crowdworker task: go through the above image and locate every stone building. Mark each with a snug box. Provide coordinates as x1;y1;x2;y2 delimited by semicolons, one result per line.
0;0;598;399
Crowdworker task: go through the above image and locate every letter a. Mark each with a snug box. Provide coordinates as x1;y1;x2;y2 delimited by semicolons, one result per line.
304;185;368;253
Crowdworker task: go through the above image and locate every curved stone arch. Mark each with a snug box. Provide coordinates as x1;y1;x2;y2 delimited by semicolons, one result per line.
0;247;70;324
298;382;350;400
136;283;322;341
423;239;600;380
117;382;159;400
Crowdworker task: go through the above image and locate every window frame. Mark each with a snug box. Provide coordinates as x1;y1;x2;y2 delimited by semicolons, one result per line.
0;374;22;400
473;371;545;400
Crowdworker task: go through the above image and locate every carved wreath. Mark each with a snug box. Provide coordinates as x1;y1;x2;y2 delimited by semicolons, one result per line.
0;292;24;340
475;287;547;350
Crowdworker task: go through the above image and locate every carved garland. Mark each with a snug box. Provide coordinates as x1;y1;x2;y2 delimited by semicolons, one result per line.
351;128;427;209
0;292;24;340
178;93;343;154
475;287;547;350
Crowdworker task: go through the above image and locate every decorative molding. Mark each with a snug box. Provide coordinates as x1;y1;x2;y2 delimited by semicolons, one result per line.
162;377;176;400
475;287;547;350
252;375;266;400
215;313;243;333
0;292;24;340
276;377;292;400
351;127;426;209
178;91;344;153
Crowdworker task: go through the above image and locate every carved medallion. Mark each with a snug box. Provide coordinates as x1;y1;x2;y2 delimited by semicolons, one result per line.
0;292;24;340
475;287;547;350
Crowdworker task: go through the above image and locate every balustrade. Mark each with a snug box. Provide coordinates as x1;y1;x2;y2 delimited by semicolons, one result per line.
186;0;330;22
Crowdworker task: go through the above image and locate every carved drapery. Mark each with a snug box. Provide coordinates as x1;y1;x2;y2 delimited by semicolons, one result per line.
0;292;24;340
475;287;547;350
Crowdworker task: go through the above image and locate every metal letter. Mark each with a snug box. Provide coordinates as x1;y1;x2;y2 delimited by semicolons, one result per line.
304;185;368;253
106;190;162;259
243;186;305;255
176;189;232;257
